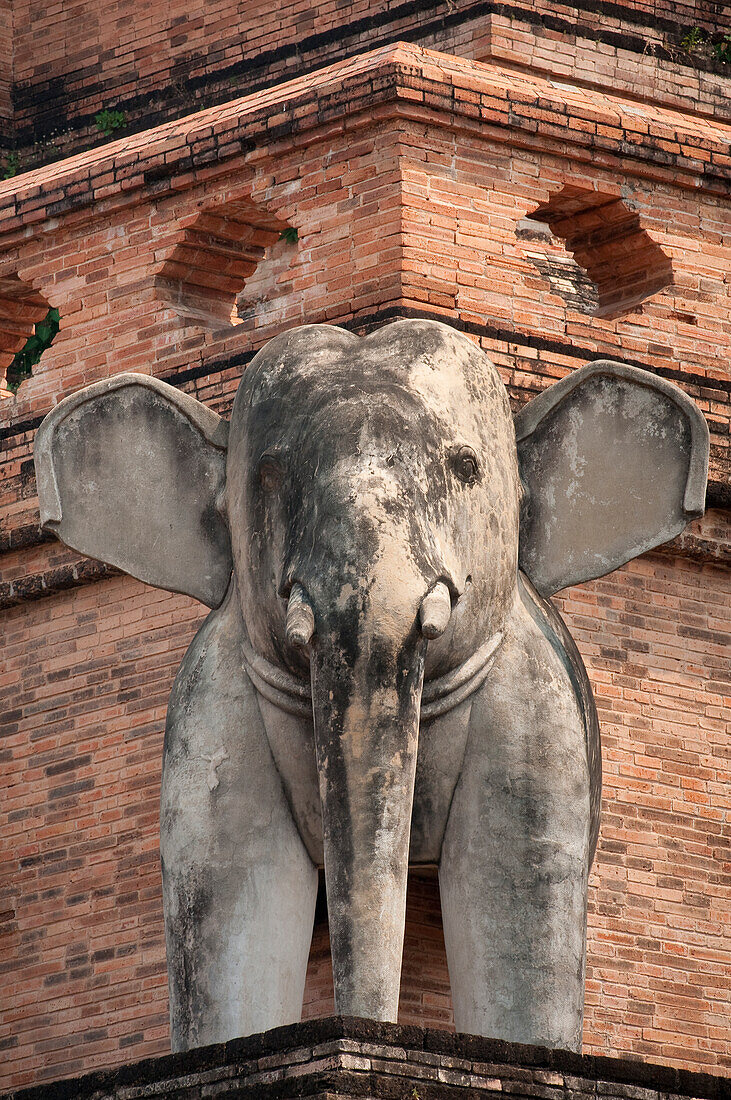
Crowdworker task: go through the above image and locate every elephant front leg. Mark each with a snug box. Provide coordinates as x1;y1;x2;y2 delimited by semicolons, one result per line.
439;589;594;1052
160;585;317;1051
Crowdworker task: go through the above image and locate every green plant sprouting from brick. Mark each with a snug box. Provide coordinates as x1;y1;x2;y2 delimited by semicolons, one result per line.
680;27;706;52
679;26;731;64
95;108;127;137
6;308;60;393
2;153;19;180
714;33;731;64
279;226;299;243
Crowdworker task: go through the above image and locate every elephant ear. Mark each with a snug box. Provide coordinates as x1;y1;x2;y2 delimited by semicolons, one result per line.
515;360;709;597
34;373;232;608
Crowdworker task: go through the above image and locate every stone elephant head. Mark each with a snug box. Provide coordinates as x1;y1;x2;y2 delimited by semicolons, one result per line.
34;320;709;1052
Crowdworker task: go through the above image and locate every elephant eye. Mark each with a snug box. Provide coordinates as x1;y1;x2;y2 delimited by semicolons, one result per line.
258;453;284;492
451;445;480;485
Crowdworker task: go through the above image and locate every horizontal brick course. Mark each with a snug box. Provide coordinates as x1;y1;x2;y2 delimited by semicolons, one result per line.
1;43;730;237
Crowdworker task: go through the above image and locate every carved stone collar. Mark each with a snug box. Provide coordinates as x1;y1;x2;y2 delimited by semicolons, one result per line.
241;630;503;721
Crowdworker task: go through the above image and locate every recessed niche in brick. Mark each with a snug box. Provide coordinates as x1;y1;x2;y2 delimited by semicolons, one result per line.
518;218;600;314
0;275;54;397
235;228;299;329
519;186;673;319
155;199;290;328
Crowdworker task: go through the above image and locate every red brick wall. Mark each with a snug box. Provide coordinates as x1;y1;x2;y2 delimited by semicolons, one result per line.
5;0;730;165
0;37;728;1095
561;543;730;1070
0;48;728;488
1;576;200;1082
0;0;11;140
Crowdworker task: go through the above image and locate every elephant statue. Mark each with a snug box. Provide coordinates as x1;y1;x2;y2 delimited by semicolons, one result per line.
34;320;709;1053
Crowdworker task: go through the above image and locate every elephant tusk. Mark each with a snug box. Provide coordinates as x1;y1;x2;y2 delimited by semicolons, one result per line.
419;581;452;640
285;582;316;647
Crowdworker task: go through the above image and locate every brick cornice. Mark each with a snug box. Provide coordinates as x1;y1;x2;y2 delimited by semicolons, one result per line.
1;503;726;614
3;528;727;612
8;0;730;159
0;42;729;245
0;557;119;609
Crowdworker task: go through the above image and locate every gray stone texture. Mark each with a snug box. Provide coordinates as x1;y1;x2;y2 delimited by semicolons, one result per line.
515;361;709;596
34;374;231;608
34;320;710;1054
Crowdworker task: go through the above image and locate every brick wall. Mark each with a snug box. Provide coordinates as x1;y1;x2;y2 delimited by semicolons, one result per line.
0;33;728;1098
0;47;726;492
4;1;730;166
0;0;11;146
558;546;730;1069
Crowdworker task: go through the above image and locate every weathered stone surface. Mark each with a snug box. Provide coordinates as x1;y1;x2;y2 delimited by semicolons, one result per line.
33;320;710;1055
515;361;709;597
34;373;232;608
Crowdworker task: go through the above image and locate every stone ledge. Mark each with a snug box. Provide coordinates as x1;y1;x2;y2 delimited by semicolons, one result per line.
0;556;120;609
2;1018;728;1100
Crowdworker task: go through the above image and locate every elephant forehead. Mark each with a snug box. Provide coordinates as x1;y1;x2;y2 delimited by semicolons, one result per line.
248;378;445;451
234;319;506;441
244;318;482;375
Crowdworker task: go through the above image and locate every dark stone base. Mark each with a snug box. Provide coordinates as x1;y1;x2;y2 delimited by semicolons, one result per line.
3;1018;727;1100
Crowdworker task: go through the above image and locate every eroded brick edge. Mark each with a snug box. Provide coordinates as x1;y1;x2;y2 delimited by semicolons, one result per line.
2;1017;728;1100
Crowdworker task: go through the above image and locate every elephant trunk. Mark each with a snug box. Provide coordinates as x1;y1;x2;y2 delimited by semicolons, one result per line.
304;579;431;1020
